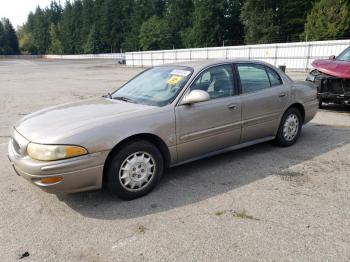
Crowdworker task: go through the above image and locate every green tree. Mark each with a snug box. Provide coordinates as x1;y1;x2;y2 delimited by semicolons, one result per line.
0;21;5;54
122;0;166;51
183;0;243;48
278;0;315;42
84;25;104;53
139;15;172;50
27;7;51;54
81;0;96;46
303;0;350;41
48;23;63;54
60;0;84;54
16;25;36;53
165;0;194;48
240;0;280;44
0;18;20;54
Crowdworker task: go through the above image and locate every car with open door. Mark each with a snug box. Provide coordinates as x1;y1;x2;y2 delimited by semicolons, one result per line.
8;60;318;200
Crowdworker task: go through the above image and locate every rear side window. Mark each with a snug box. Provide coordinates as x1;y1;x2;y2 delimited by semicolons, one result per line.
237;64;270;93
266;67;283;86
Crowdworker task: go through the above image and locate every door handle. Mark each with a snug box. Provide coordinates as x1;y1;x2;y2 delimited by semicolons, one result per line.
227;103;238;110
279;92;286;98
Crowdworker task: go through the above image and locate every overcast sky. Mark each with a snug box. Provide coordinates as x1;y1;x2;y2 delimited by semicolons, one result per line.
1;0;54;28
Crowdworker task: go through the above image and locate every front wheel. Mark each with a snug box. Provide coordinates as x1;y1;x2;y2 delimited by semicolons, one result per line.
105;140;164;200
274;108;302;147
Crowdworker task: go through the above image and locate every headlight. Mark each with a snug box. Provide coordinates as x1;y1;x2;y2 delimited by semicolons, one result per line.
27;143;88;161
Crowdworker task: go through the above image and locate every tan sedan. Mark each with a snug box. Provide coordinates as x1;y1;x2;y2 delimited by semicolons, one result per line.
8;60;318;199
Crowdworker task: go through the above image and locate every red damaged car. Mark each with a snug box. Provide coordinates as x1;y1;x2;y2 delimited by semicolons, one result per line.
307;47;350;108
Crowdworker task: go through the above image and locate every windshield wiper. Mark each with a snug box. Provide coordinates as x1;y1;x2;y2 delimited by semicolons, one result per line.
113;96;136;103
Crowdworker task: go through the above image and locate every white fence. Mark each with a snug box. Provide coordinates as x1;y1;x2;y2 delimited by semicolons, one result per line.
0;53;125;61
44;53;125;60
125;39;350;70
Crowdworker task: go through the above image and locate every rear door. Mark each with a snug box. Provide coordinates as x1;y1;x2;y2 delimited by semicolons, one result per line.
236;63;288;142
175;64;242;162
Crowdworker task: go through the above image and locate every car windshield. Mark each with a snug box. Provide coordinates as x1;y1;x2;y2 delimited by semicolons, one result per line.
336;47;350;61
112;66;193;106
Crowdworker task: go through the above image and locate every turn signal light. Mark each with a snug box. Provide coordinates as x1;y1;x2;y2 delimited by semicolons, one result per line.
40;177;63;184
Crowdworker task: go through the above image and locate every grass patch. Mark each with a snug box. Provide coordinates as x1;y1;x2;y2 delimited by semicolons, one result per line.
138;225;147;234
232;210;259;220
214;211;227;216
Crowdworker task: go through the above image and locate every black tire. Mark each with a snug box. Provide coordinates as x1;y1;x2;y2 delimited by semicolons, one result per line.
274;108;302;147
318;98;323;109
105;140;164;200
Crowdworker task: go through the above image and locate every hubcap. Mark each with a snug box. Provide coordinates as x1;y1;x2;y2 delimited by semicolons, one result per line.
283;114;299;141
119;152;156;192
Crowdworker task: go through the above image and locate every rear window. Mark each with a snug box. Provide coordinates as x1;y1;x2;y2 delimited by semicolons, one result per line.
266;67;283;86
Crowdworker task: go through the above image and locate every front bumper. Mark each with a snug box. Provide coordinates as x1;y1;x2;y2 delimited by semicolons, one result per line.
7;131;109;194
317;92;350;104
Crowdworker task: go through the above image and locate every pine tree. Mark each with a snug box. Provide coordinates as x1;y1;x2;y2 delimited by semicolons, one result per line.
60;1;84;54
184;0;242;48
278;0;315;42
84;25;103;53
303;0;350;41
240;0;280;44
165;0;194;48
139;15;172;50
0;18;20;54
0;21;5;54
48;23;63;54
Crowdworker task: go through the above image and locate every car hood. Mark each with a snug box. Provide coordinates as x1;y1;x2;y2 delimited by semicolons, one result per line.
15;98;152;143
312;59;350;78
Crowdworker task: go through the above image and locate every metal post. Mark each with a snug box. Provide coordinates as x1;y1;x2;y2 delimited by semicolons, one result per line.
274;45;278;66
206;48;209;60
132;52;134;67
248;47;251;60
225;48;228;59
151;52;153;67
305;44;311;71
175;49;177;63
162;51;165;65
141;52;143;67
189;49;192;61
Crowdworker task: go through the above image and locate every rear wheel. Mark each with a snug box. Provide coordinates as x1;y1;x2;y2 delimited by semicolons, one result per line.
318;98;323;108
105;140;164;200
275;108;302;147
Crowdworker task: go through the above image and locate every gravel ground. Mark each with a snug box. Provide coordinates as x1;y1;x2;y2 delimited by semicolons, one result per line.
0;59;349;262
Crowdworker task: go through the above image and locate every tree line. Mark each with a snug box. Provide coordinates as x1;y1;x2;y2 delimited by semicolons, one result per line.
2;0;350;55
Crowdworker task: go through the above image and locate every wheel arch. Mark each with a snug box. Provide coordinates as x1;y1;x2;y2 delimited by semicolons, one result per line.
284;103;305;123
102;133;171;186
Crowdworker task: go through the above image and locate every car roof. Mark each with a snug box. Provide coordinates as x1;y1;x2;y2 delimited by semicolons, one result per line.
156;59;293;84
157;59;272;72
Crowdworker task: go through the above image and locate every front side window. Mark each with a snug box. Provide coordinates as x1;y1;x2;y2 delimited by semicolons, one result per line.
237;64;271;93
190;64;235;100
112;66;192;106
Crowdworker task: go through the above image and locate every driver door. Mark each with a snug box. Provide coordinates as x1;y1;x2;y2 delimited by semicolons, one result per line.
175;64;242;162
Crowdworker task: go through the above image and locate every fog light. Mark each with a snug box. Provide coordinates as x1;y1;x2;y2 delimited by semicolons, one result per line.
40;177;63;184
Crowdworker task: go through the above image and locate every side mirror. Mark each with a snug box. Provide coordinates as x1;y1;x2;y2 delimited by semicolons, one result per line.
329;55;336;60
181;90;210;105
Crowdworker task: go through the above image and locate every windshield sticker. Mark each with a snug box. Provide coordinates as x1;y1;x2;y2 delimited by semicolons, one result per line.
170;69;191;77
167;75;183;85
